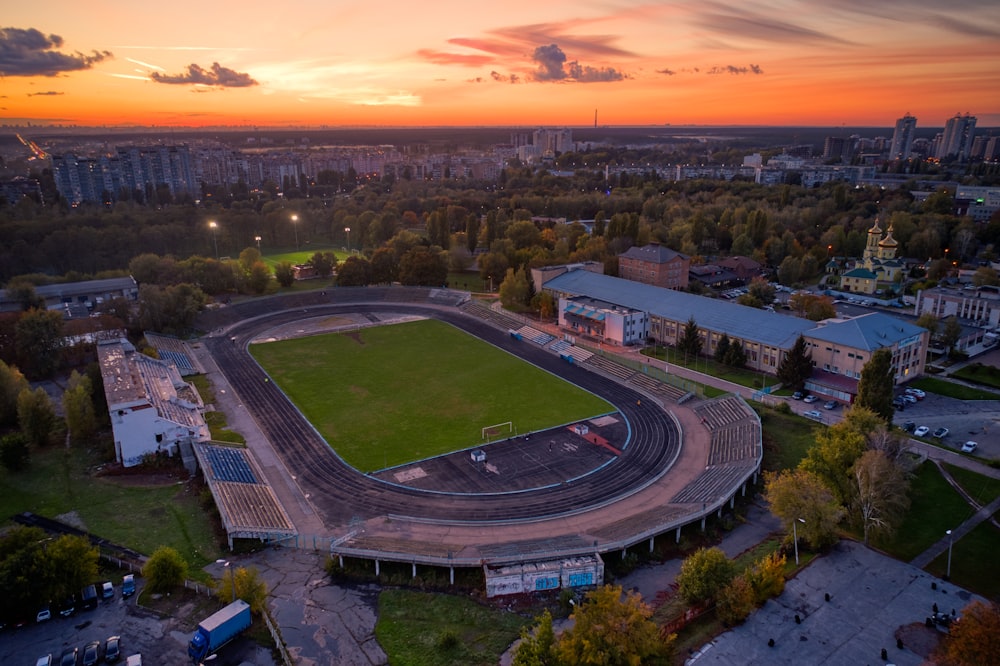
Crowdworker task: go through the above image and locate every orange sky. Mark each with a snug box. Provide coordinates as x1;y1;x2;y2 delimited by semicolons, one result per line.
2;2;999;128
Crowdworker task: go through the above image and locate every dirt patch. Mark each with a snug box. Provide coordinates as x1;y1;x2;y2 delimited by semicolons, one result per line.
895;622;943;658
343;330;365;345
55;510;88;531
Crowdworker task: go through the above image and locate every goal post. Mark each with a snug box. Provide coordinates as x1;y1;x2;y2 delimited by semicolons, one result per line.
482;421;513;440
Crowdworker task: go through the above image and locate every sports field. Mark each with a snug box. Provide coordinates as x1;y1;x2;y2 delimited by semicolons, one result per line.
250;319;614;472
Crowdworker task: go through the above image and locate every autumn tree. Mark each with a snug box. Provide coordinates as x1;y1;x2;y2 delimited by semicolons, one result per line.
677;547;736;603
800;417;868;505
336;255;372;286
512;609;556;666
788;292;836;321
398;247;447;286
915;312;939;338
777;335;813;392
935;600;1000;666
274;260;296;287
308;251;336;278
852;449;910;544
0;360;30;428
17;386;57;448
716;574;755;626
856;348;895;422
62;370;97;445
764;468;844;550
247;261;271;294
745;551;787;604
217;565;269;614
144;546;188;594
499;266;531;310
46;534;99;602
554;585;673;666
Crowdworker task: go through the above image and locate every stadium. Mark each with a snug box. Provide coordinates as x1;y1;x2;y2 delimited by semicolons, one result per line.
193;286;762;596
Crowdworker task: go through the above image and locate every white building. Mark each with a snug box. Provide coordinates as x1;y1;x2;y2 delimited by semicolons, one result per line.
98;338;210;467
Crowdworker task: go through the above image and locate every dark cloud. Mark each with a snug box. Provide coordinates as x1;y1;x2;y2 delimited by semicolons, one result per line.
931;15;1000;38
566;61;626;82
707;64;764;75
0;26;112;77
150;62;257;87
27;90;63;96
694;7;852;45
656;68;676;76
532;44;567;81
490;70;520;83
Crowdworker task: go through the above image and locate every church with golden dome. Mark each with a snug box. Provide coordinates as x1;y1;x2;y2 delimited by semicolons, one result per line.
840;217;904;294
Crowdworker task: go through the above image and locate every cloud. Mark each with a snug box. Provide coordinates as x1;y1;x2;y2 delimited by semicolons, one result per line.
530;43;626;83
417;49;494;67
693;7;852;45
0;26;112;77
657;68;676;76
150;62;257;87
707;64;764;75
931;15;1000;38
27;90;63;96
490;70;520;84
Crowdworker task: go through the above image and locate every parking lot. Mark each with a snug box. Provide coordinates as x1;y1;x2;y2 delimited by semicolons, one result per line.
891;388;1000;459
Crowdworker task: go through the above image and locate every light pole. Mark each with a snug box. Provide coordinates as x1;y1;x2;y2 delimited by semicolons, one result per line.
209;221;219;260
216;559;236;603
793;518;806;565
945;529;953;580
255;235;262;253
291;214;299;250
345;226;351;254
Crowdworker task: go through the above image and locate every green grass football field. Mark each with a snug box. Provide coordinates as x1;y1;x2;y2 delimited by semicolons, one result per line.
250;319;614;472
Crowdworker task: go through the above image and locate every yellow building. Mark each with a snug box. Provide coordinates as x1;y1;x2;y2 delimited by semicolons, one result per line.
841;217;903;294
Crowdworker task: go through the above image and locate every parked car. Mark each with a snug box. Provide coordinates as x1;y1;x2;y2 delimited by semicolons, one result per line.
59;649;78;666
914;426;930;437
933;427;950;439
803;395;819;403
104;636;121;663
82;641;101;666
121;574;135;598
823;400;837;410
101;581;114;599
35;656;53;666
804;410;823;420
905;388;926;399
902;421;916;433
892;397;907;410
901;394;918;404
961;441;978;453
792;391;804;400
58;595;77;617
36;606;52;623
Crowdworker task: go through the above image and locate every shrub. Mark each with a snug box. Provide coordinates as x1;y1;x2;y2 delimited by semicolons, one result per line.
716;574;755;625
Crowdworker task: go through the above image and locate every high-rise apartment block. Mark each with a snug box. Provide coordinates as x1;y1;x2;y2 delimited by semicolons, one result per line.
936;113;977;161
52;145;196;206
888;113;917;160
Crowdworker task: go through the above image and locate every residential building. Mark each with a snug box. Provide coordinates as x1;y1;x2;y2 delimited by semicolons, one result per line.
618;243;690;290
936;114;977;161
98;338;210;468
889;114;917;160
914;284;1000;329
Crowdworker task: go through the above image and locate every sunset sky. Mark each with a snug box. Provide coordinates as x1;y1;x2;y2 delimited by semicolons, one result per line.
2;1;999;128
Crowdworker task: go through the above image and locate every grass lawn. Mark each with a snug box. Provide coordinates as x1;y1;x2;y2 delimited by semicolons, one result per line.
251;319;614;471
759;408;819;471
642;347;777;392
873;462;974;562
943;463;1000;505
0;445;222;569
261;245;347;268
908;376;1000;401
376;589;530;666
926;516;1000;600
949;362;1000;391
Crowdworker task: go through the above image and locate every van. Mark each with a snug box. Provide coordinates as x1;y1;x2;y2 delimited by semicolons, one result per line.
122;574;135;598
81;583;98;611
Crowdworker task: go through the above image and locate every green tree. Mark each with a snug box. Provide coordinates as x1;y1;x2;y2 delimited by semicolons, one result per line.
143;546;188;594
677;547;735;603
777;336;813;392
0;432;30;471
62;370;97;445
971;266;999;287
308;251;336;278
274;261;296;287
336;256;372;286
247;261;271;294
852;449;910;545
398;247;447;286
746;277;776;306
217;566;269;614
499;267;531;310
800;417;868;505
46;534;99;602
856;348;895;422
512;609;556;666
0;360;30;428
724;340;746;368
677;317;702;361
17;386;57;448
0;525;50;622
714;334;731;363
14;308;64;378
716;574;755;626
915;312;939;338
940;316;963;355
370;247;398;284
554;585;673;666
764;468;844;550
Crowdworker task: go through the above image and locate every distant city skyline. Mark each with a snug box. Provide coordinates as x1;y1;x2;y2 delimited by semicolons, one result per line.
2;2;998;128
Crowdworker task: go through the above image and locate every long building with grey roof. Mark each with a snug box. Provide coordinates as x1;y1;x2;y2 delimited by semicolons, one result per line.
542;268;928;400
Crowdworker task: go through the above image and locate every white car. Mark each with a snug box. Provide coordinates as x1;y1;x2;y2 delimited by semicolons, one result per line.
905;388;926;399
803;395;819;403
804;410;823;421
961;441;978;453
914;426;930;437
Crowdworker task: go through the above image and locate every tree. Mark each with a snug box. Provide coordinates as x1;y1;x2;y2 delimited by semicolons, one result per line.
143;546;188;594
46;534;99;602
677;547;736;603
788;292;836;321
398;247;447;286
971;266;999;287
274;260;296;287
746;277;777;306
800;418;868;505
0;525;51;622
370;247;398;284
0;360;30;428
852;449;910;545
745;551;786;604
777;336;812;392
499;267;531;310
337;256;372;286
764;468;844;550
14;308;64;378
677;317;702;360
0;432;30;471
554;585;673;666
716;574;755;626
940;316;963;355
724;340;746;368
247;260;271;294
935;600;1000;666
17;386;57;448
308;251;336;278
217;565;269;614
856;348;895;422
915;312;939;338
512;609;556;666
62;370;97;445
713;334;731;363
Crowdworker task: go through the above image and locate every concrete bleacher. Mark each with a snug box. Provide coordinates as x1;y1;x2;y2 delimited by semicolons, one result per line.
516;325;555;346
694;396;756;430
144;332;202;376
707;423;761;466
628;372;688;403
460;300;524;331
670;464;757;504
583;354;635;382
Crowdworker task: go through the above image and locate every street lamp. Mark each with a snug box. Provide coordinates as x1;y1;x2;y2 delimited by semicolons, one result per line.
793;518;806;565
344;226;351;254
291;214;299;250
945;529;953;581
209;221;219;260
216;559;236;603
255;235;262;252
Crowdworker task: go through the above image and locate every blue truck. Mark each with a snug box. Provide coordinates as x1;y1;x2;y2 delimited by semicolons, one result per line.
187;599;252;663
